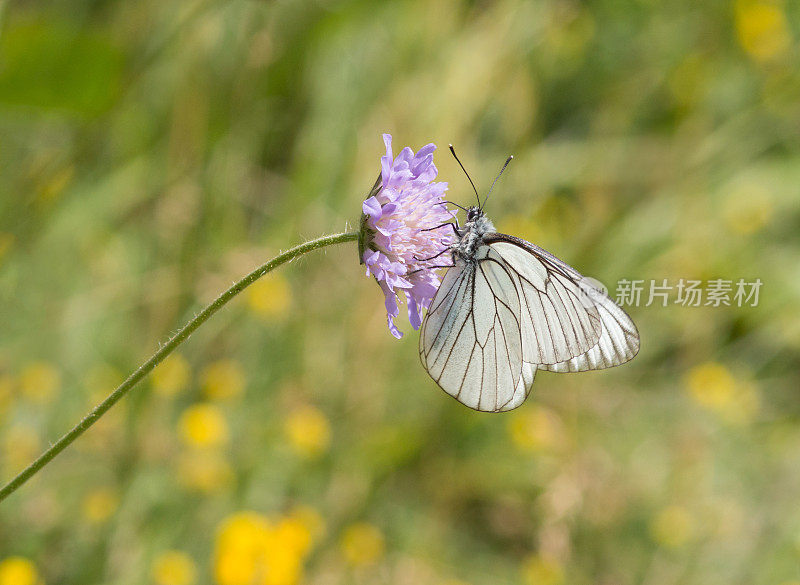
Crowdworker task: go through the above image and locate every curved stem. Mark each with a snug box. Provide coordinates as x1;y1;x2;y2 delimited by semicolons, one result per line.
0;231;359;503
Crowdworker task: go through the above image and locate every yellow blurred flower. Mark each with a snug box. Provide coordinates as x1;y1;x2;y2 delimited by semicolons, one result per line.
507;405;563;452
735;0;792;62
521;554;563;585
285;406;330;458
202;360;246;401
153;551;197;585
177;450;234;493
215;522;274;585
340;523;385;567
685;362;760;424
650;505;695;548
0;557;42;585
152;354;191;397
247;275;291;320
179;403;229;448
82;487;119;524
19;361;60;405
214;511;313;585
3;425;40;474
273;516;313;559
686;362;735;409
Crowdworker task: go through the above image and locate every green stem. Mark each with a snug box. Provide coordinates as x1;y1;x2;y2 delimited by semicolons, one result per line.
0;231;359;503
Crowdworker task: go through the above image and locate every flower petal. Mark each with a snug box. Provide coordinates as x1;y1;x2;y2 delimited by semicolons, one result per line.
416;143;436;159
360;135;455;338
362;196;383;219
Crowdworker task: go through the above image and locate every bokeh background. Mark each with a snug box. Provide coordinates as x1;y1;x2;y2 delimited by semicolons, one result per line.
1;0;799;584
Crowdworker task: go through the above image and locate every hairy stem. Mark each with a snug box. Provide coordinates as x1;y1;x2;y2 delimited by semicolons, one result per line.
0;231;359;503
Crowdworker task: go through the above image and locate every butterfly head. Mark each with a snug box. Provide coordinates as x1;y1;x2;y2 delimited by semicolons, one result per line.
464;206;494;234
466;206;483;223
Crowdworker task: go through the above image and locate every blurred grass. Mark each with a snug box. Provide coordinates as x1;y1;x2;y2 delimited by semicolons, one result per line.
1;0;799;584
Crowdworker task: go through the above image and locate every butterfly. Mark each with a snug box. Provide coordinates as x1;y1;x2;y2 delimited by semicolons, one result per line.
419;148;640;412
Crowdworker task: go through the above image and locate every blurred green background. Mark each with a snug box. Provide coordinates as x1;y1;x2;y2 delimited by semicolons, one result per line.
1;0;799;584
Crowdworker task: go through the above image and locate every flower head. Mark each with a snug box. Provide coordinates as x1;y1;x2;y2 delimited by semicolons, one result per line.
359;134;456;338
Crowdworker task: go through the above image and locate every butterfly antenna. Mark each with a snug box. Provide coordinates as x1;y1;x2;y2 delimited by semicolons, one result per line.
482;155;513;209
449;144;481;207
442;200;469;212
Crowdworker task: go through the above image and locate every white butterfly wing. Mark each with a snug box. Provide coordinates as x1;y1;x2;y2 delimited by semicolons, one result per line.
537;285;640;372
485;234;640;373
486;240;605;365
420;232;640;412
419;246;532;412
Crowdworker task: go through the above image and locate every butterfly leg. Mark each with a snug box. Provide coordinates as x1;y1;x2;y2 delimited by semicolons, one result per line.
413;247;452;263
408;251;456;274
422;263;456;270
422;222;460;237
407;262;455;275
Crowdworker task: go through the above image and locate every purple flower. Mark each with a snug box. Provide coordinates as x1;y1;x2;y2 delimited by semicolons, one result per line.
359;134;456;338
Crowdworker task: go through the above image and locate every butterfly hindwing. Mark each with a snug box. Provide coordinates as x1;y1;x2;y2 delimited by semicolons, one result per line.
538;290;640;372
